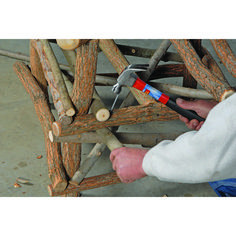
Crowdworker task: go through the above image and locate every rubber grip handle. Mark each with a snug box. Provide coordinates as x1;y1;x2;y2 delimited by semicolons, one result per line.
166;98;205;122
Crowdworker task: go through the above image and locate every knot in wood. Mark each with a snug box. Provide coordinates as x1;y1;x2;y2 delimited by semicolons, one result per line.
97;151;102;156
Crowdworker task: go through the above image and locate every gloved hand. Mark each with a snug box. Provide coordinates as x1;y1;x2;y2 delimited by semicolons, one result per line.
176;98;218;130
110;147;148;183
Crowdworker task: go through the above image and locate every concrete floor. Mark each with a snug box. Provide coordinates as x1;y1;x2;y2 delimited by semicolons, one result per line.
1;39;236;197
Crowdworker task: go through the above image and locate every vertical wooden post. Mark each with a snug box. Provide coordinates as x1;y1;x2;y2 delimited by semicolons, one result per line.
182;40;202;90
61;40;99;196
13;61;67;192
210;39;236;78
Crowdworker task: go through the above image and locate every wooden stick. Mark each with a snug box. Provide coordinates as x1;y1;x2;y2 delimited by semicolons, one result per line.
61;49;77;76
49;130;182;146
56;39;89;50
171;39;235;101
71;39;99;113
201;46;227;83
61;40;99;196
70;83;122;185
13;61;67;192
182;40;201;89
61;40;98;180
210;39;236;79
48;172;121;196
69;143;107;185
149;64;185;80
32;40;73;125
115;44;183;62
149;82;213;99
39;39;75;116
139;39;172;81
30;40;48;96
90;89;110;122
0;48;72;72
52;102;179;137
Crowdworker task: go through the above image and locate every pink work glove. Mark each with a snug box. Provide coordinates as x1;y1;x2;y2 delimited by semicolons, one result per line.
176;98;218;130
110;147;148;183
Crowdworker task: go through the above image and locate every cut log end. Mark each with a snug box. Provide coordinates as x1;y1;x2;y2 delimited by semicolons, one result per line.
95;108;110;122
66;107;75;116
58;114;73;125
56;39;90;51
52;122;61;137
52;180;68;192
220;89;235;101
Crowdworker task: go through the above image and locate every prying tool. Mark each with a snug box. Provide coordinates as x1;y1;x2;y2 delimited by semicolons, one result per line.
111;64;205;122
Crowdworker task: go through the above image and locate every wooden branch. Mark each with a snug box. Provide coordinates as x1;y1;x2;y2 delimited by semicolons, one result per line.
61;49;77;76
171;39;235;101
39;39;75;116
150;64;185;80
71;39;98;113
0;47;72;72
56;39;90;50
69;143;107;186
49;130;182;146
182;40;201;89
99;39;154;105
90;89;110;122
52;102;179;137
32;40;73;125
115;44;183;62
149;82;213;99
70;83;123;185
61;40;98;183
210;39;236;79
201;46;227;83
13;61;67;192
139;39;172;81
30;40;48;96
48;172;121;196
0;48;30;62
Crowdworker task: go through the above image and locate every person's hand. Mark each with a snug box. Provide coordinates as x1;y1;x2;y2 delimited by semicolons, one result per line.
109;147;148;183
176;98;218;130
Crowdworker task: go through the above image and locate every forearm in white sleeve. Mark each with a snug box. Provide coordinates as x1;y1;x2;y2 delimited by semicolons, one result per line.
142;93;236;183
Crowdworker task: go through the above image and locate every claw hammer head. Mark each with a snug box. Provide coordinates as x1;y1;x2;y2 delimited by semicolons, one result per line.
112;64;149;94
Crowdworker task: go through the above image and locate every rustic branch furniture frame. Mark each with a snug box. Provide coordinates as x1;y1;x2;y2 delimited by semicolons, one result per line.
13;39;236;196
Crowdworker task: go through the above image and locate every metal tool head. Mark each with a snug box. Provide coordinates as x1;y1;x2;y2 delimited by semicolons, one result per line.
112;64;149;94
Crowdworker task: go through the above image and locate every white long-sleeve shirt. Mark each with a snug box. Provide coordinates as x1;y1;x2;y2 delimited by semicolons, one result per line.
143;93;236;183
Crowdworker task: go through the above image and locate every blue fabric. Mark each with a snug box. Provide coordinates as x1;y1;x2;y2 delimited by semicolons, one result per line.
209;178;236;197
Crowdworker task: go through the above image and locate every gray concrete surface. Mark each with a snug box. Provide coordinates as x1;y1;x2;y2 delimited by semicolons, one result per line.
2;39;235;197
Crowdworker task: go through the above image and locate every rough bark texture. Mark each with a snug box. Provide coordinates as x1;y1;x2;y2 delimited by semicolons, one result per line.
210;39;236;78
52;102;179;137
31;39;73;125
61;40;99;196
201;46;227;83
30;40;48;96
149;64;185;80
13;61;67;192
39;39;75;116
171;39;235;101
48;172;121;196
182;40;201;89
